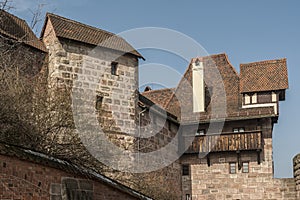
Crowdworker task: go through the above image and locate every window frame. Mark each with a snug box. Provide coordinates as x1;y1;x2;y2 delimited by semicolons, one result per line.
195;129;205;136
229;162;236;174
111;61;118;75
242;161;249;173
182;164;190;176
244;93;257;105
95;95;103;110
186;194;191;200
233;127;245;133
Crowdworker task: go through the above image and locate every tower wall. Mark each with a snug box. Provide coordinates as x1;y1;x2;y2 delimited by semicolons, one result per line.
293;154;300;198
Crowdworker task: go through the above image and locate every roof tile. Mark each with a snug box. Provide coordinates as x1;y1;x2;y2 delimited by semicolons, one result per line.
240;58;288;93
42;13;143;58
0;10;47;52
140;54;283;123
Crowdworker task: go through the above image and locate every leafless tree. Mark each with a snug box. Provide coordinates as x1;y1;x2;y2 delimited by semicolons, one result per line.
0;0;14;11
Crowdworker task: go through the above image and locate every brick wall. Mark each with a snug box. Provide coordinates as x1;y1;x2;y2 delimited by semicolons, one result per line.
0;154;142;200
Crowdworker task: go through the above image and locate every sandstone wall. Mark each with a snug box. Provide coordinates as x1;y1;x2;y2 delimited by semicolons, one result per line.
293;153;300;198
133;106;182;199
181;138;297;200
43;18;138;136
42;19;182;200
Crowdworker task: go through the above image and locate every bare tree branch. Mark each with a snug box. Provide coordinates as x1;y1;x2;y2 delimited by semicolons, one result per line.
29;3;46;33
0;0;14;11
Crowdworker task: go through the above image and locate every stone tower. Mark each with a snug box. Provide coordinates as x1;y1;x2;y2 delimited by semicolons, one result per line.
41;13;143;138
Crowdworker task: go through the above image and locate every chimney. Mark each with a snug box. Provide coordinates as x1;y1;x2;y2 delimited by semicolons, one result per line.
192;59;205;112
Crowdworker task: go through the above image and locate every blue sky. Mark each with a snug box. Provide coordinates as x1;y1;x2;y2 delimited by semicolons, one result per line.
12;0;300;177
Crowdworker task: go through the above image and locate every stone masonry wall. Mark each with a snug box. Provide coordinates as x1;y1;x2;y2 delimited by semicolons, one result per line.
132;106;182;199
293;153;300;198
181;138;297;200
43;18;138;135
42;19;182;200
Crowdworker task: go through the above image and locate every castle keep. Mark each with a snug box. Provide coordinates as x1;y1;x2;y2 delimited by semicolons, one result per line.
0;10;299;200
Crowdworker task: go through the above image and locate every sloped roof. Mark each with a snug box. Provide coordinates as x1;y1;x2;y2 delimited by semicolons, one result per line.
142;88;175;109
0;10;47;52
140;53;278;123
0;142;152;200
41;13;143;59
240;58;288;93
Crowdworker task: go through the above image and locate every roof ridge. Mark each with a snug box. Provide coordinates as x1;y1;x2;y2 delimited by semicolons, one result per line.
0;10;47;52
46;12;116;37
142;87;175;93
0;9;22;21
43;12;143;58
191;52;227;61
240;58;286;67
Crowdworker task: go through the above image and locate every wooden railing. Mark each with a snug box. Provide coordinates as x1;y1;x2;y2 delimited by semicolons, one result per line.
185;131;262;154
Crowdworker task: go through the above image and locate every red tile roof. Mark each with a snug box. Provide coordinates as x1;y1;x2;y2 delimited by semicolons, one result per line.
142;88;175;109
240;58;288;93
0;10;47;52
140;53;281;123
41;13;143;59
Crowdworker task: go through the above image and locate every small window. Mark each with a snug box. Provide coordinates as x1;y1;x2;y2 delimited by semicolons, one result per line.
62;178;93;200
244;94;250;104
233;127;244;133
242;162;249;173
229;162;236;174
186;194;191;200
195;129;205;136
111;61;118;75
272;92;277;102
182;164;189;176
244;93;257;104
95;95;103;110
195;59;201;66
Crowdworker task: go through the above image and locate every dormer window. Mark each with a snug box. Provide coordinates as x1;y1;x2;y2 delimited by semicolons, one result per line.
244;93;257;105
196;129;205;136
233;127;244;133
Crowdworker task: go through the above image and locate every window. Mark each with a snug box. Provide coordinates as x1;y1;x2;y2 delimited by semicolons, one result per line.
242;162;249;173
195;129;205;136
244;93;257;104
195;58;201;66
272;92;277;102
111;61;118;75
229;162;236;174
95;95;103;110
186;194;191;200
62;178;93;200
244;94;250;104
252;93;257;103
182;164;189;176
233;127;245;133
